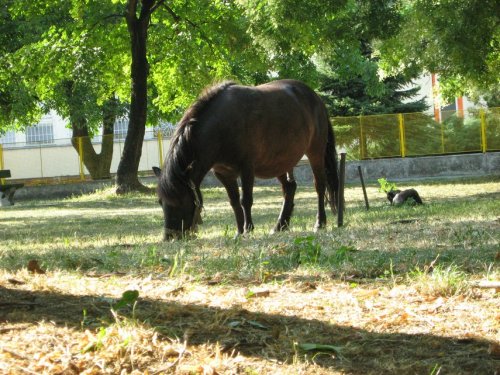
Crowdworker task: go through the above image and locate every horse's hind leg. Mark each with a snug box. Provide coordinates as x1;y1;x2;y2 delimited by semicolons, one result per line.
240;167;255;233
273;172;297;232
308;156;327;231
214;171;244;234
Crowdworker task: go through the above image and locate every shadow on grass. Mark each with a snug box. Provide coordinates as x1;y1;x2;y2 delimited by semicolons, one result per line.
0;285;496;374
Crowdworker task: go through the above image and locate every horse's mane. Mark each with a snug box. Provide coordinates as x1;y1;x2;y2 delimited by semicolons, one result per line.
158;81;236;205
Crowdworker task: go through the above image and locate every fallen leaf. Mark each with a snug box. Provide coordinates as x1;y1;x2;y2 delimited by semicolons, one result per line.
298;343;342;353
246;320;268;330
227;319;268;331
7;278;25;285
488;342;500;359
166;286;184;296
246;289;270;298
301;282;317;291
27;260;45;274
206;272;222;285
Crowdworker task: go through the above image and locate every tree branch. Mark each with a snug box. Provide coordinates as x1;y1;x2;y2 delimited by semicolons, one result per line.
150;0;167;14
89;13;125;33
161;3;181;23
160;3;214;51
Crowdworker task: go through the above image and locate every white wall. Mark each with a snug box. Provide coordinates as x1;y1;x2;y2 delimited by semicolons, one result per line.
2;136;169;180
0;109;172;180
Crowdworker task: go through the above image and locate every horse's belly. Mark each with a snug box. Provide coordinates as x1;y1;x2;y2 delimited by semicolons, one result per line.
254;156;303;179
212;146;305;179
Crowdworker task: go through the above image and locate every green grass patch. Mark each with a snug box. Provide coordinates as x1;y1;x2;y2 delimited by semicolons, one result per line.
1;177;498;283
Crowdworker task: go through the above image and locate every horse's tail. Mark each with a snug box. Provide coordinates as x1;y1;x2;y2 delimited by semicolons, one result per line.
325;118;339;214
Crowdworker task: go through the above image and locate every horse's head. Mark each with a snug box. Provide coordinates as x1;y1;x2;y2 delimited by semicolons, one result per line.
153;166;202;240
387;189;401;204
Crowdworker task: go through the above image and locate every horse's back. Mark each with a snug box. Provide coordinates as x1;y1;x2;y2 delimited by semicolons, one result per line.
203;80;329;178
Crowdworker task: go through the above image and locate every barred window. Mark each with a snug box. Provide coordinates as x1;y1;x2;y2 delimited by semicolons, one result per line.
154;121;176;138
26;118;54;144
114;118;128;140
0;130;16;145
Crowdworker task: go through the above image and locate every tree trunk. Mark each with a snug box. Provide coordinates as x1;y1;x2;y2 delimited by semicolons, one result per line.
115;0;153;194
65;81;116;180
71;100;116;180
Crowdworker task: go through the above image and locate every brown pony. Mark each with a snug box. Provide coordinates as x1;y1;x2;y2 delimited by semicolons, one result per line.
153;79;339;239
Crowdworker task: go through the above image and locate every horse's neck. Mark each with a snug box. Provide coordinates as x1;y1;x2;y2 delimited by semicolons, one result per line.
188;156;213;188
181;126;215;188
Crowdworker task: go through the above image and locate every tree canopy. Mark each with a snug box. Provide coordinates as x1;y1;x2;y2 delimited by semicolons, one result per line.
378;0;499;102
1;0;497;189
2;0;496;130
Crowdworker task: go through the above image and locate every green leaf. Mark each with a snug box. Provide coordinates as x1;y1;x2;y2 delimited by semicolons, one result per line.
378;178;398;193
113;289;139;310
227;320;241;328
246;320;268;330
245;290;255;298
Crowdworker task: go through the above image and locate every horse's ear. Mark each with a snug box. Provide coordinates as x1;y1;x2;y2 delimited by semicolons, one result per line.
152;166;162;178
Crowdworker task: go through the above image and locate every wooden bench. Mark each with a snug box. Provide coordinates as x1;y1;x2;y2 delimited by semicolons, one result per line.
0;170;24;206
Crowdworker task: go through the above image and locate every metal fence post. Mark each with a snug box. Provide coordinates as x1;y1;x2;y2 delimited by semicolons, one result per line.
359;115;366;159
78;137;85;180
357;165;369;210
398;113;406;158
337;152;346;227
479;109;487;153
440;121;445;154
157;131;164;168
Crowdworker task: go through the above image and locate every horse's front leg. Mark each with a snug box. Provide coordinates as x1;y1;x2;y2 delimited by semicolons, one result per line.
214;172;244;234
273;172;297;232
240;168;255;233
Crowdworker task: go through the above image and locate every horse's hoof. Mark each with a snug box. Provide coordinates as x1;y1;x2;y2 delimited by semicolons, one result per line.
244;224;255;232
313;224;326;232
271;223;289;234
270;227;281;235
242;230;254;238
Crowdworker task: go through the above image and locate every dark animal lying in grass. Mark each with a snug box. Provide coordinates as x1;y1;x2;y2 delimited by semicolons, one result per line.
387;189;423;206
0;189;15;206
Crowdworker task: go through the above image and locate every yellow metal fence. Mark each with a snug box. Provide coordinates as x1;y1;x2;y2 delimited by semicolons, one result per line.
332;107;500;160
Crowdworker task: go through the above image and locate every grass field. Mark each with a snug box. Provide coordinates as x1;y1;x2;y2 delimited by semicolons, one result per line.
1;177;499;374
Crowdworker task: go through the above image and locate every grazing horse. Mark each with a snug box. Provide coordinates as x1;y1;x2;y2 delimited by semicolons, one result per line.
153;79;339;239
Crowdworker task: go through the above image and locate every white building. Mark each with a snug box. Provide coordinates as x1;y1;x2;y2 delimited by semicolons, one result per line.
412;73;479;121
0;111;137;147
0;112;173;180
